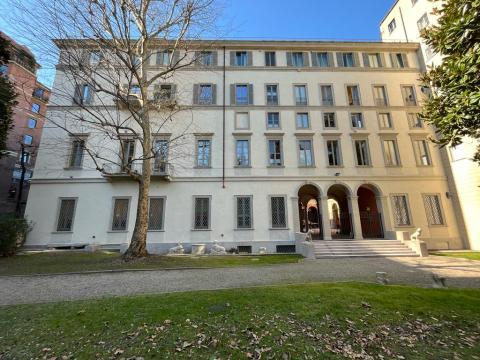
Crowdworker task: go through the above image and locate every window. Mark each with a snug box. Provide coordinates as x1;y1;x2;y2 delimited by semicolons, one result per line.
194;84;214;105
346;85;360;106
56;198;77;232
320;85;334;106
413;139;431;166
391;195;411;226
156;50;171;66
337;52;356;67
383;139;400;166
194;197;210;230
33;88;45;99
402;86;417;106
234;51;248;66
327;140;341;166
233;84;252;105
198;51;214;66
236;196;252;229
267;112;280;129
266;84;278;105
408;113;423;128
20;151;30;164
69;139;85;168
392;53;408;68
298;139;314;167
89;51;101;64
0;64;8;76
196;139;211;167
265;52;276;66
31;103;40;113
153;139;168;173
268;139;282;166
423;194;445;225
270;196;287;228
120;139;135;168
364;53;382;68
388;18;397;33
27;118;37;129
154;84;175;101
373;85;388;106
296;113;310;129
111;198;129;231
129;85;141;96
417;13;429;31
235;139;250;166
354;139;370;166
23;135;33;145
313;52;331;67
74;84;93;105
294;85;308;105
235;112;250;130
291;52;305;67
351;113;364;129
323;112;336;128
148;197;165;231
378;113;392;129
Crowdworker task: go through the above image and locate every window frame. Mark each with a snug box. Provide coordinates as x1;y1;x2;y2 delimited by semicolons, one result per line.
27;118;37;129
147;196;166;231
265;83;279;106
31;103;41;113
350;112;365;129
192;195;212;231
266;112;281;129
323;112;337;129
295;112;310;129
388;18;397;33
297;137;315;168
319;84;335;106
110;197;131;232
68;136;87;168
269;195;288;229
324;137;343;167
195;136;212;168
235;195;254;230
372;84;389;107
54;197;78;233
345;84;361;106
381;137;402;167
353;138;372;167
407;113;424;129
377;112;393;129
265;51;276;67
235;111;250;130
411;137;432;166
293;84;308;106
23;134;33;145
234;137;251;167
390;193;413;227
422;193;446;226
266;137;284;167
401;85;418;106
235;83;250;105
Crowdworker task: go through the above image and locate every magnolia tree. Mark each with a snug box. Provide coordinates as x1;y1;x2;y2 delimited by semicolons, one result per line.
4;0;221;259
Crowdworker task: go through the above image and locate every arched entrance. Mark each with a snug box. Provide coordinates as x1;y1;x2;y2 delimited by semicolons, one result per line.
357;184;384;238
327;184;353;239
298;184;323;240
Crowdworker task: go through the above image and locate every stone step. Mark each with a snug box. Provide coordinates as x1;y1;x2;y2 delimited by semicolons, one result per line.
311;240;417;258
316;254;420;258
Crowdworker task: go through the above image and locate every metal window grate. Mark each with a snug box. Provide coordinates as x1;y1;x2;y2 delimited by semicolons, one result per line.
194;197;210;229
112;198;129;230
238;246;252;254
237;196;252;228
276;245;296;254
424;195;444;225
148;198;165;230
57;199;76;231
392;195;410;226
271;196;286;228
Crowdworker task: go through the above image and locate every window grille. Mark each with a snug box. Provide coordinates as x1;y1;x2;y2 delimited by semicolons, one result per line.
194;197;210;229
112;198;129;231
424;195;444;225
148;198;165;230
271;196;286;228
57;199;76;231
238;246;252;254
392;195;411;226
276;245;296;253
236;196;252;229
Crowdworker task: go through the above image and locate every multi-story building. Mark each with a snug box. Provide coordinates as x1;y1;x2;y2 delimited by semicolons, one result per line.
381;0;480;250
24;40;465;253
0;32;50;215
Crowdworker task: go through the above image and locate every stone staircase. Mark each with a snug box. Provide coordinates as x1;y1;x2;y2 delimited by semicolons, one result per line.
313;240;418;258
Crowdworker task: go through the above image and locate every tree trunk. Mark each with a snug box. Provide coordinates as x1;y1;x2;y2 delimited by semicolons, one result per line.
123;156;151;260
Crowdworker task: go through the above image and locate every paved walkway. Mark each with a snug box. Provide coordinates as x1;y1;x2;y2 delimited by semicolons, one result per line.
1;256;479;306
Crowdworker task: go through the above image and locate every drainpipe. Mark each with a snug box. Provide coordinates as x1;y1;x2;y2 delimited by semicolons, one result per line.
398;7;409;42
222;46;226;188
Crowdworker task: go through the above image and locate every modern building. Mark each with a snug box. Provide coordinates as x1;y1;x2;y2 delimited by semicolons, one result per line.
24;39;466;253
381;0;480;250
0;32;50;215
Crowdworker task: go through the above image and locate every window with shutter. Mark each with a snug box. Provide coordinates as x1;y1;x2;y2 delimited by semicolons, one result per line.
271;196;287;228
194;197;210;229
148;197;165;230
56;199;77;232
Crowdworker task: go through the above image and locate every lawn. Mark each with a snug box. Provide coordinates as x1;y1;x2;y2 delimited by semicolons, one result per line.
0;283;479;359
0;251;303;276
432;251;480;261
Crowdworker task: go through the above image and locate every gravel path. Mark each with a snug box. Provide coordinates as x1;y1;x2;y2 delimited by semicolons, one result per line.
1;256;479;306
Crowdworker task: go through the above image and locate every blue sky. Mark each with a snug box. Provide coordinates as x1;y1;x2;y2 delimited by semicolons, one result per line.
0;0;395;85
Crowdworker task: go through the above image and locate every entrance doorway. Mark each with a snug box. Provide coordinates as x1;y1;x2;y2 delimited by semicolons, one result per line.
357;185;384;238
298;184;323;240
327;184;353;239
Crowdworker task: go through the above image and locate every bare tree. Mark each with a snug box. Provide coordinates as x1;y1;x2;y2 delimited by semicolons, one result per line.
4;0;222;260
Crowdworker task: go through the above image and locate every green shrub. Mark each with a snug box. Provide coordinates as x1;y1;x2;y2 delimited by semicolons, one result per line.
0;215;32;256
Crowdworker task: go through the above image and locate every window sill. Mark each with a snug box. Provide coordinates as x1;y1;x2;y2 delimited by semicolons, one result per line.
298;165;316;168
191;229;212;232
327;165;344;168
194;166;212;169
355;165;373;168
427;224;447;228
385;165;402;168
234;165;252;168
394;225;414;228
269;227;289;231
147;230;165;233
107;230;129;233
267;165;285;168
64;166;83;170
234;228;254;231
51;231;73;234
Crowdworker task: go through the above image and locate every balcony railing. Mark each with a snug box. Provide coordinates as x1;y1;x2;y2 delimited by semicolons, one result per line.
103;161;173;180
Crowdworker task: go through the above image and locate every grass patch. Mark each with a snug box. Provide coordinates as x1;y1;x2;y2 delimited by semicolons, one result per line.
0;251;302;276
0;283;479;359
431;252;480;261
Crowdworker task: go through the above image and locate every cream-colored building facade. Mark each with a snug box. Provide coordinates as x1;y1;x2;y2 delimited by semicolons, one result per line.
24;40;467;253
381;0;480;250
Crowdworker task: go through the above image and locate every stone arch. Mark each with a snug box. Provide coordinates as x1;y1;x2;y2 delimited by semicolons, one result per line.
357;183;385;238
297;183;323;239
